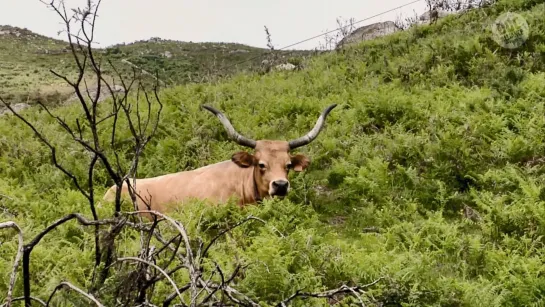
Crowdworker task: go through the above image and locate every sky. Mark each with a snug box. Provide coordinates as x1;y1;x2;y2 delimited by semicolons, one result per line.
1;0;429;50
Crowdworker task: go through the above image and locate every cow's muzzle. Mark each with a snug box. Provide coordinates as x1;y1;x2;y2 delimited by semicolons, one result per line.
271;180;290;197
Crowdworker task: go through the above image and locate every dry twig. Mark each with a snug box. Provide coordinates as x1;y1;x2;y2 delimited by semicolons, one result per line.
46;281;104;307
0;221;24;307
275;278;383;307
116;257;185;305
0;296;46;307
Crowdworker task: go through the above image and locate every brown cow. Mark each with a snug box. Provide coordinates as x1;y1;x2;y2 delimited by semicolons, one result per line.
102;104;337;218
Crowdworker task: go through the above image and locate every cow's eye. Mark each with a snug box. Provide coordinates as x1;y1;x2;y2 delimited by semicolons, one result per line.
258;162;266;169
286;163;292;170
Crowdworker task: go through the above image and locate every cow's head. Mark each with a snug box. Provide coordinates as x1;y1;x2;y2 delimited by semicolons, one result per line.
202;104;337;199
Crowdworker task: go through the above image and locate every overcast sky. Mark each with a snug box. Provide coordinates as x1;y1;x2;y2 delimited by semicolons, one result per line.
2;0;428;50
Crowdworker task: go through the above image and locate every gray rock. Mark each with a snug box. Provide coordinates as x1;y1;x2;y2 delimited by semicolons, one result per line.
337;21;399;49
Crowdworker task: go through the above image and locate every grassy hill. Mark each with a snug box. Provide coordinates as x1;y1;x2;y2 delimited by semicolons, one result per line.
2;0;545;306
0;25;311;110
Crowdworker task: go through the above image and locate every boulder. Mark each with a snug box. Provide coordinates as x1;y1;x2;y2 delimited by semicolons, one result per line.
336;21;399;49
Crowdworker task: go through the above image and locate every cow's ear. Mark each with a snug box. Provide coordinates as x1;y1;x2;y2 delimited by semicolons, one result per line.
291;154;310;172
232;151;256;168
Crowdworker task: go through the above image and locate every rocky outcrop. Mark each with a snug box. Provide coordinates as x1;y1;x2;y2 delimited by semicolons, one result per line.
335;8;463;49
336;21;400;49
0;25;24;37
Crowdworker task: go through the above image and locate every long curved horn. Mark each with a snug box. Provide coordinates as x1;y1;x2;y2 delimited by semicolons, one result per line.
288;104;337;150
202;105;257;148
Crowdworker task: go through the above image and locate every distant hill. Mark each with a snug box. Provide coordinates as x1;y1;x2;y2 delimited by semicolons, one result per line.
0;25;312;109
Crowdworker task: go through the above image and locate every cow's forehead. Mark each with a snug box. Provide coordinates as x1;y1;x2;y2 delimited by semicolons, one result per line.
254;140;290;152
254;140;291;161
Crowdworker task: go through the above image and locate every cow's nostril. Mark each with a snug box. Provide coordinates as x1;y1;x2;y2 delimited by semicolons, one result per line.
273;180;289;190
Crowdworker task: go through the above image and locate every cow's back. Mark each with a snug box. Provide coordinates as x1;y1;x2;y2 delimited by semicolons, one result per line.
101;160;253;214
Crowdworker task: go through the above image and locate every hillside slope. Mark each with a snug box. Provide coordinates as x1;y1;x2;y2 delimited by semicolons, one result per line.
1;0;545;306
0;25;310;109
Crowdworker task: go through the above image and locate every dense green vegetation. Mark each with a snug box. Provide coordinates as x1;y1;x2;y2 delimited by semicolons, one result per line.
2;0;545;305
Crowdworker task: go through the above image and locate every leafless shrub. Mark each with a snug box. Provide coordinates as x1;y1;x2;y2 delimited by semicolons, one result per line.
259;25;278;74
318;17;356;51
0;0;384;306
394;10;421;30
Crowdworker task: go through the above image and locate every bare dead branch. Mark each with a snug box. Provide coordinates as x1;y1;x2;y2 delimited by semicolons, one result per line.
162;263;251;307
46;281;104;307
194;267;218;306
20;212;147;305
0;296;46;307
346;286;366;306
205;280;260;307
0;221;24;307
88;154;101;265
275;277;383;307
115;257;185;305
125;210;199;305
124;210;262;307
151;234;181;259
